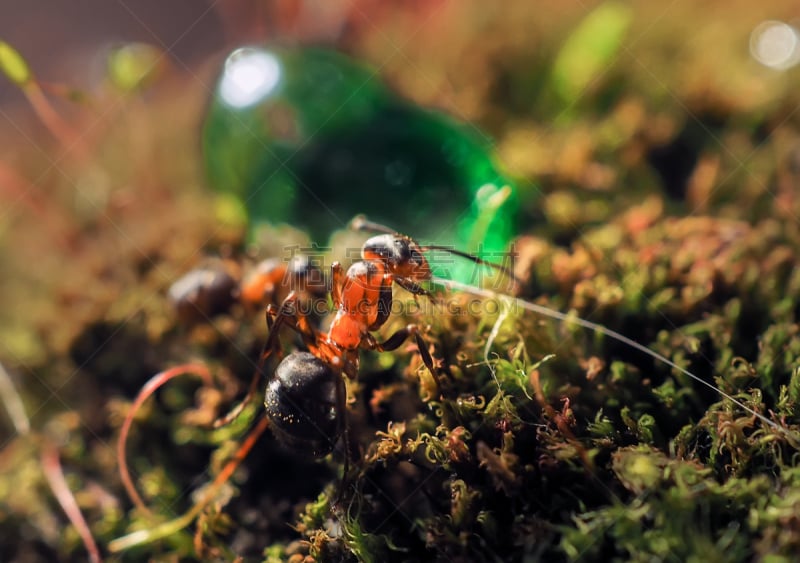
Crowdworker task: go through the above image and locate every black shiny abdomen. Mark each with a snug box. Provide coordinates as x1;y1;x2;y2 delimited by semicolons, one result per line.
264;352;343;457
168;266;237;324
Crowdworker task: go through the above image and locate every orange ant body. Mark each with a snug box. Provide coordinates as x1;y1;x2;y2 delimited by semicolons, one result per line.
226;215;517;453
239;253;327;311
171;220;467;435
273;218;442;377
256;215;511;454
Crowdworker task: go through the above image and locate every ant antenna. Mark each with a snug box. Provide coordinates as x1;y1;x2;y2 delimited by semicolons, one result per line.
419;243;522;288
350;215;523;288
433;276;800;447
349;215;396;235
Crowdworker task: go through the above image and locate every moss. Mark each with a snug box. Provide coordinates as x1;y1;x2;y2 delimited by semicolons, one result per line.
4;3;800;562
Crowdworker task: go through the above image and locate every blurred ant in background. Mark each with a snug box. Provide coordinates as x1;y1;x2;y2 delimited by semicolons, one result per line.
167;252;328;325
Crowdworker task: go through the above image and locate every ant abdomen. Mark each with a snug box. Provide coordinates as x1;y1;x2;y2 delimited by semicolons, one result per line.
264;352;345;457
168;264;237;324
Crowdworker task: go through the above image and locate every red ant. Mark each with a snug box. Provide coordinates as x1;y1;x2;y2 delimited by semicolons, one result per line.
167;253;327;325
239;253;328;311
110;216;517;552
236;215;519;453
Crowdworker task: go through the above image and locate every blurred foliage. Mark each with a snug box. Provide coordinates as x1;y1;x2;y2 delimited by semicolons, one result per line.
548;2;633;116
0;40;32;86
106;43;165;93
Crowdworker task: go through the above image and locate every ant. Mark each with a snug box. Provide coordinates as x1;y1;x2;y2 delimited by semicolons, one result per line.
167;253;327;325
240;253;329;312
110;216;517;552
237;215;520;454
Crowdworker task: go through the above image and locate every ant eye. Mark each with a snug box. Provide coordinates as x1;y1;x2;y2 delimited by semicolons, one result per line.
264;352;343;457
393;238;412;262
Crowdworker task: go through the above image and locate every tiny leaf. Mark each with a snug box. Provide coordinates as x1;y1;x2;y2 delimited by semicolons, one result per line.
550;2;632;105
0;41;32;86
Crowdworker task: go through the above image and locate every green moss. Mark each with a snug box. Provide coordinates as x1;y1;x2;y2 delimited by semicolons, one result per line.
5;4;800;562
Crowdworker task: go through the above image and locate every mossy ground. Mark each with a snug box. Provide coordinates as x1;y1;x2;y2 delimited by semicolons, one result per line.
3;3;800;562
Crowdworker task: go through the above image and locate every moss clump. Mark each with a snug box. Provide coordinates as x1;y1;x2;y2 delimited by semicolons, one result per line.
4;3;800;562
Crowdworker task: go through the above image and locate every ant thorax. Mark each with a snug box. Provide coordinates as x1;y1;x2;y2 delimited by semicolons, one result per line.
337;260;392;330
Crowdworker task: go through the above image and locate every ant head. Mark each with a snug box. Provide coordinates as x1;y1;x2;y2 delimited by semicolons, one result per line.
362;234;431;280
264;351;344;457
286;254;327;297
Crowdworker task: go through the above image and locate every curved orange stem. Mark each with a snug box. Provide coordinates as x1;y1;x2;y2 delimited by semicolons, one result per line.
117;363;213;517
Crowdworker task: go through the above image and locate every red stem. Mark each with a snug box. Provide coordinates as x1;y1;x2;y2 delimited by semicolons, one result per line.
117;363;213;517
41;440;103;563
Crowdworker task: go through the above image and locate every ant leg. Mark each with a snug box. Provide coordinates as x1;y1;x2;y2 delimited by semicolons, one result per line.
331;262;344;309
340;349;359;379
264;292;322;353
265;292;340;371
276;292;324;351
264;293;303;351
332;373;353;506
265;303;277;330
268;293;349;378
366;324;437;376
215;294;314;429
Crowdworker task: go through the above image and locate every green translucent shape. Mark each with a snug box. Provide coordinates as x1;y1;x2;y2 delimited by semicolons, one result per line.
550;2;632;105
107;43;162;92
0;41;32;86
202;47;517;279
